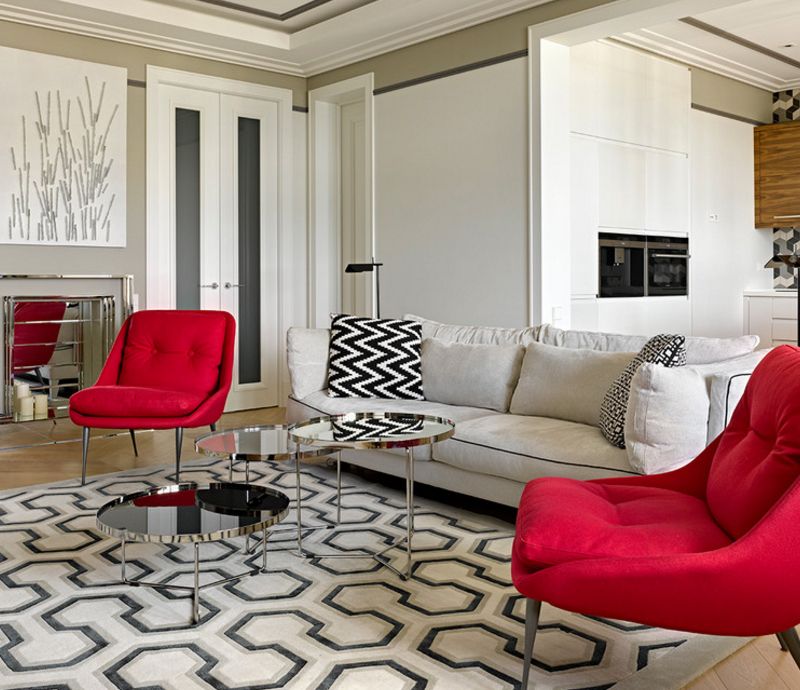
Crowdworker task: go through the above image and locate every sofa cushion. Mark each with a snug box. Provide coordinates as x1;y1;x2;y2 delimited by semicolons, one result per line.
625;363;710;475
434;414;636;484
513;478;731;571
538;324;758;365
287;327;330;399
422;339;524;412
289;391;499;461
599;334;686;448
328;315;424;400
70;386;204;418
404;314;540;346
509;343;633;426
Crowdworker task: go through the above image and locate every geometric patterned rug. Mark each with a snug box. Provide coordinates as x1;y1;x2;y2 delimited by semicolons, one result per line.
0;457;749;689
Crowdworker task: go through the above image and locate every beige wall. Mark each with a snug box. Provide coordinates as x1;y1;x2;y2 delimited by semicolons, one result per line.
0;20;306;306
691;67;772;124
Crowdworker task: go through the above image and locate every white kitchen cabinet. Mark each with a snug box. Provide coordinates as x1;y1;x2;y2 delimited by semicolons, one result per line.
570;41;689;153
597;142;646;230
645;150;689;233
744;291;797;347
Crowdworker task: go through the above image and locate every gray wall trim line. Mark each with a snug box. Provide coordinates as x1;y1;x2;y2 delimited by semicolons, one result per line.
681;17;800;71
373;49;529;96
127;79;146;88
293;105;309;113
690;102;768;126
194;0;333;21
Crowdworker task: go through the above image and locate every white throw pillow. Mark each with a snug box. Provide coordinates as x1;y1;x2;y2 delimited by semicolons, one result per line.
509;342;634;426
625;363;710;475
421;339;524;412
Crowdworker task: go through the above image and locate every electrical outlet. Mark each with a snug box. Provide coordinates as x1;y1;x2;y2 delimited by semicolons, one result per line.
708;213;720;222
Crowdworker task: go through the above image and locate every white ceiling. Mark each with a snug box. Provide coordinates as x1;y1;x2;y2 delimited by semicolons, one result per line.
617;0;800;91
0;0;550;76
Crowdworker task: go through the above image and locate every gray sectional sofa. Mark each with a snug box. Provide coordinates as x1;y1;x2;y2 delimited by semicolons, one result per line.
286;314;766;507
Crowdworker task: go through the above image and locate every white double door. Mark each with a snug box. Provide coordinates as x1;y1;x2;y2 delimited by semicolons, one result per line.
150;73;286;411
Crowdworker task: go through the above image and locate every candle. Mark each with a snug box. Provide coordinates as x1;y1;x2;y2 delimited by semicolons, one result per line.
33;394;48;420
17;395;33;421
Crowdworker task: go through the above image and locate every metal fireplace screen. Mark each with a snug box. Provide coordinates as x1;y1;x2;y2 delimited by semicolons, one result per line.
2;295;115;422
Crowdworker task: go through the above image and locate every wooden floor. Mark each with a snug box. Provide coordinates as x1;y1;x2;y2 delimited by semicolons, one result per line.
0;409;797;689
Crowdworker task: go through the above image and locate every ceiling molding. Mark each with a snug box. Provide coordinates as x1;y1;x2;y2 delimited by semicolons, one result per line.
617;28;798;91
0;0;550;78
0;3;305;74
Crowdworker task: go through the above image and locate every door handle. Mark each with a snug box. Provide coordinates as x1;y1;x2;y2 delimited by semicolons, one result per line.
200;282;219;289
774;215;800;219
224;282;243;289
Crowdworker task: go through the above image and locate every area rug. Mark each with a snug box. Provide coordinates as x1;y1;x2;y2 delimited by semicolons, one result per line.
0;458;749;689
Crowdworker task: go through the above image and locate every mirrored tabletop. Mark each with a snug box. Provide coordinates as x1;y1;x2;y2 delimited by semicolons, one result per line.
289;412;455;450
96;483;290;543
195;425;331;462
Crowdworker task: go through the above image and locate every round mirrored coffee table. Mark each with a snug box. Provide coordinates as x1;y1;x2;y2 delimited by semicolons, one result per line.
96;482;289;624
289;412;455;579
195;424;330;481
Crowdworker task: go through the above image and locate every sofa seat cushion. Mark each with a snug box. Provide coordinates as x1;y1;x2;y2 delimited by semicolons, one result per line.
435;414;636;483
290;391;499;461
70;386;204;418
514;477;732;572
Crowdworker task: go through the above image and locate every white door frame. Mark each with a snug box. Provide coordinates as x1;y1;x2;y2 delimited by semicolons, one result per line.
145;65;293;402
527;0;747;328
308;73;375;327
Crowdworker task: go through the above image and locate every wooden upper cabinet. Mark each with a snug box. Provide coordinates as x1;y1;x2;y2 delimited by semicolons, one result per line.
755;121;800;227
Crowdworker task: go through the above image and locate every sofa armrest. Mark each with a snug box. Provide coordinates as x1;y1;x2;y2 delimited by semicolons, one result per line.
706;350;770;442
287;327;330;399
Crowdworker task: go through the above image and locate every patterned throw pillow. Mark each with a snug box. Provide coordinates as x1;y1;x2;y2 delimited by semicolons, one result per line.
328;315;424;399
599;334;687;448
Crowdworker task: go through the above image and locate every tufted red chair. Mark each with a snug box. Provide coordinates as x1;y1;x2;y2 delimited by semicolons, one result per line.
512;345;800;687
69;310;235;484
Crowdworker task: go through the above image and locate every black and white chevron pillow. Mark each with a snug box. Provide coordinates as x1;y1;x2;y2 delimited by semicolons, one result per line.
599;334;686;448
328;315;424;399
332;415;425;442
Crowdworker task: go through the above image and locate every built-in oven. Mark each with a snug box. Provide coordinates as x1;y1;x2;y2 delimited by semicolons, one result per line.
598;233;646;298
647;236;689;296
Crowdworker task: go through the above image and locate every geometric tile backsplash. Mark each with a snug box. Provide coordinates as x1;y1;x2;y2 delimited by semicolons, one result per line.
771;90;800;289
773;228;800;288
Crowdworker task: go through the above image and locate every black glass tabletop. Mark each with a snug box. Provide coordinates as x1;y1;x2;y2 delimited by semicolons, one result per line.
96;482;289;544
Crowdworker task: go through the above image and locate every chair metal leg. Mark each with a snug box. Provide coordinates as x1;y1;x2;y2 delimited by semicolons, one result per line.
778;628;800;670
210;423;216;432
129;429;138;457
175;428;184;482
81;427;90;486
521;599;542;689
778;634;788;651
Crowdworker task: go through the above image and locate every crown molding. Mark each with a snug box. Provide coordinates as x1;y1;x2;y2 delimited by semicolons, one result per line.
0;0;550;79
0;3;305;74
617;29;796;92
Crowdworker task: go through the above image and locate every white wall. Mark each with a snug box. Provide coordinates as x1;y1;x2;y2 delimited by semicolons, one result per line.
689;109;772;337
374;58;529;327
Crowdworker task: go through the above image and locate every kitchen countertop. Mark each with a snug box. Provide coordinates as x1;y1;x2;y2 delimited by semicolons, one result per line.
744;289;796;297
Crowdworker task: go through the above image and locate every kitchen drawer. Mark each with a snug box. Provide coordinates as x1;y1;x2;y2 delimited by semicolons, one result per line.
772;298;797;319
772;319;797;342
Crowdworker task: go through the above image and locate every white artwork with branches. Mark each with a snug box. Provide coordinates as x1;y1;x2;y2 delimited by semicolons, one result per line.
0;48;126;246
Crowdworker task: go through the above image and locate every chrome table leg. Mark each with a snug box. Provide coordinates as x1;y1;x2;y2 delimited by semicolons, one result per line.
295;441;303;553
192;542;200;625
336;450;342;525
120;538;126;582
405;447;414;579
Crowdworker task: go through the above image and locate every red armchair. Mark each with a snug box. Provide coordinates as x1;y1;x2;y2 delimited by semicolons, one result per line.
69;310;235;485
512;345;800;687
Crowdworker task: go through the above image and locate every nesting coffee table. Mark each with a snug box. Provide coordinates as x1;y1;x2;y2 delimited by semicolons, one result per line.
96;482;289;624
290;412;455;579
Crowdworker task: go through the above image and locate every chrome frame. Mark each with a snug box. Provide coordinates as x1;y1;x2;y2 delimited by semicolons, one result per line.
97;482;287;625
289;413;455;580
1;275;134;424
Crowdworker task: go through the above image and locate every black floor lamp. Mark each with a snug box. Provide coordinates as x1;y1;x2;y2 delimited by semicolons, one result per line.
345;259;383;318
765;252;800;345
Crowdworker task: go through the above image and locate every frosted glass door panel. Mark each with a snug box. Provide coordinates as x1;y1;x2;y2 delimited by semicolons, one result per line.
237;116;261;385
175;108;201;311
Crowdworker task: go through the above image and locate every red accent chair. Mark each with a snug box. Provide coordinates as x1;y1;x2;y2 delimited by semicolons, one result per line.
512;345;800;687
69;310;235;485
